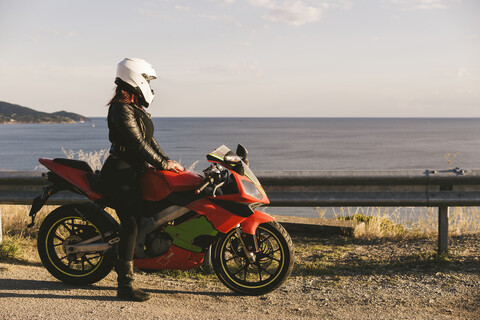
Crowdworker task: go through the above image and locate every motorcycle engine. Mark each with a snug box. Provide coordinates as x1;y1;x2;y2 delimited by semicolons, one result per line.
145;232;172;257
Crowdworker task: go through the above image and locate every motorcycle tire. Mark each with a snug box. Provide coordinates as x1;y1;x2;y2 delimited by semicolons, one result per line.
37;203;115;285
212;221;294;296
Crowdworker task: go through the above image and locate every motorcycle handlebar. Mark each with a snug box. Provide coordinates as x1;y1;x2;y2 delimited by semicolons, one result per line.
195;180;211;194
196;164;229;195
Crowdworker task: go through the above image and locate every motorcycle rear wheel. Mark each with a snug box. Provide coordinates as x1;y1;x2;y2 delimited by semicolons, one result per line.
212;221;294;295
37;204;115;285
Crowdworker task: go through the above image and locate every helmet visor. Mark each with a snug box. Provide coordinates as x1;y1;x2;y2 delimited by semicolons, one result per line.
142;73;156;83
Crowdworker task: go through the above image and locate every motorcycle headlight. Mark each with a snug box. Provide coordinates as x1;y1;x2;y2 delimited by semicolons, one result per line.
241;179;263;200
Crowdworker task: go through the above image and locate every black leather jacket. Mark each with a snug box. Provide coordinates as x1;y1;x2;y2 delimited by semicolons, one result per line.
107;102;169;170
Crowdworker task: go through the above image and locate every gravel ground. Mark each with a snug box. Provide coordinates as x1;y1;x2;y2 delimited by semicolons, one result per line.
0;234;479;320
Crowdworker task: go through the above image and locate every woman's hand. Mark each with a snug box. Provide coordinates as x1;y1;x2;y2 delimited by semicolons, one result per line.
166;160;185;173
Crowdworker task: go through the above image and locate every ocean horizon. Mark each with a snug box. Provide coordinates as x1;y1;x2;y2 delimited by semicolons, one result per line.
2;117;480;218
1;117;479;171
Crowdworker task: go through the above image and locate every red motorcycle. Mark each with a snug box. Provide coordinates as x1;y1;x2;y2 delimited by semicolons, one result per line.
28;144;294;295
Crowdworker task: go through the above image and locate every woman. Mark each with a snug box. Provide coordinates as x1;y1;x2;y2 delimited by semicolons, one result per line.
101;58;184;302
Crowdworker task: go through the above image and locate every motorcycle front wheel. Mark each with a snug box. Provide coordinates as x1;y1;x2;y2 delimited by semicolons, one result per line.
212;221;294;296
37;204;115;285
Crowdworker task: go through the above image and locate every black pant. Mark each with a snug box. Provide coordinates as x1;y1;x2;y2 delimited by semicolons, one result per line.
101;155;144;261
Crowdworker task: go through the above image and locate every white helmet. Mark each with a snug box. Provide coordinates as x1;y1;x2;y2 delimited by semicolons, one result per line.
115;58;157;107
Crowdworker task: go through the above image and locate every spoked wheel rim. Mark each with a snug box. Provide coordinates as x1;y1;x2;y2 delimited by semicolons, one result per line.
44;216;105;278
219;226;285;289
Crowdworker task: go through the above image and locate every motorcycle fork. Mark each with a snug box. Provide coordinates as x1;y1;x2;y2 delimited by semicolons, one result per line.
235;227;259;263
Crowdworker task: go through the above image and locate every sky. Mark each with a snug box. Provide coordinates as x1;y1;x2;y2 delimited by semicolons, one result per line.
0;0;479;117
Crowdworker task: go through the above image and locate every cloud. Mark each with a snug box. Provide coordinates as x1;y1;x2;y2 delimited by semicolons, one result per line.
387;0;460;10
28;29;77;43
236;41;253;47
454;69;480;81
201;61;263;77
174;5;190;11
246;0;325;26
245;0;352;26
208;0;236;3
138;7;176;21
198;14;232;22
437;68;480;82
323;0;353;10
137;3;176;21
44;30;78;38
464;34;479;40
138;7;159;17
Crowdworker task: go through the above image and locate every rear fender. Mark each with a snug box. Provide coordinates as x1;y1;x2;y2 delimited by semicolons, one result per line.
62;202;120;235
28;185;57;228
78;202;120;233
68;203;120;245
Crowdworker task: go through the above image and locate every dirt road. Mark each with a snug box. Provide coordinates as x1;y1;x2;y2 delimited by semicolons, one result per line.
1;234;479;319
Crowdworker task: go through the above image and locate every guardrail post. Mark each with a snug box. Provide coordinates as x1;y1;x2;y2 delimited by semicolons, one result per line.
438;206;449;254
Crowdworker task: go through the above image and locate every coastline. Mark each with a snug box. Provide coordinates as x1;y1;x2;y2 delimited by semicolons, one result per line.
0;121;79;125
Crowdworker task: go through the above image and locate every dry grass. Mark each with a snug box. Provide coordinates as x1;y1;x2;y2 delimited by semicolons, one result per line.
2;205;480;242
1;204;480;265
0;234;40;264
0;205;56;263
3;205;480;239
62;148;109;171
0;205;119;236
327;206;480;240
0;204;56;238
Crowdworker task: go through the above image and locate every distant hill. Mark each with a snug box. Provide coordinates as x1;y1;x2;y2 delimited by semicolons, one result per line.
0;101;90;124
50;111;91;122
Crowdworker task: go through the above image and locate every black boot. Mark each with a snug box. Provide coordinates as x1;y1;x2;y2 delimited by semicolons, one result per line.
115;260;151;302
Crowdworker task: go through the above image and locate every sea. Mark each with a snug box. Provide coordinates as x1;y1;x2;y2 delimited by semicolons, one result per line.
1;117;480;218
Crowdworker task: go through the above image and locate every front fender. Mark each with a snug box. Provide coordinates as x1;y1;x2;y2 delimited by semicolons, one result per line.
240;210;275;235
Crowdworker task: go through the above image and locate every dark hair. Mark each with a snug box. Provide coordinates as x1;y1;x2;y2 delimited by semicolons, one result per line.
107;86;141;107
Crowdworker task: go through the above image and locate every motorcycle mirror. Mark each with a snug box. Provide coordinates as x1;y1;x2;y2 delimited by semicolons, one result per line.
224;150;245;175
236;144;249;166
224;151;242;164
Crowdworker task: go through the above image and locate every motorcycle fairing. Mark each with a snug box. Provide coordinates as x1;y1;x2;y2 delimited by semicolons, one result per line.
134;245;204;270
205;163;269;204
39;158;104;201
206;145;268;202
141;167;204;201
146;203;272;255
208;198;257;218
164;215;218;253
186;198;248;234
133;211;274;269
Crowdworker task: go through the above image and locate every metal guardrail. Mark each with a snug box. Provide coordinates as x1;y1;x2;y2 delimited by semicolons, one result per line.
257;169;480;253
1;169;480;253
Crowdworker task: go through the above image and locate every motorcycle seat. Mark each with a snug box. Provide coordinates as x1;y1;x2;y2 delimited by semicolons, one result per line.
52;158;93;173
